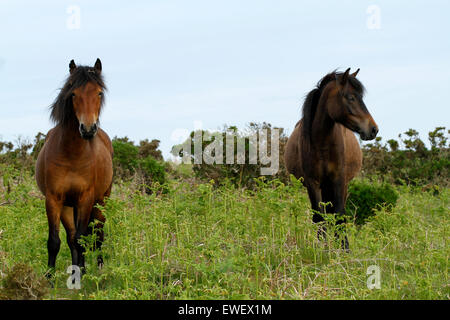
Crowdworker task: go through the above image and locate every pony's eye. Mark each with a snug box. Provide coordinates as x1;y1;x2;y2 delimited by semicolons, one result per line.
71;93;75;98
347;95;355;102
98;92;103;97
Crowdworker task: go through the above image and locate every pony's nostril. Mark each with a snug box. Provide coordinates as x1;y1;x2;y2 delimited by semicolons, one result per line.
372;126;378;137
92;123;98;132
80;123;86;132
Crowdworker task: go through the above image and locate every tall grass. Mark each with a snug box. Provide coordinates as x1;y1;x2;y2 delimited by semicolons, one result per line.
0;165;448;299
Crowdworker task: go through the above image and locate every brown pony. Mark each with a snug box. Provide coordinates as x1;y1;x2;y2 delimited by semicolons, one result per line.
284;68;378;249
36;59;113;275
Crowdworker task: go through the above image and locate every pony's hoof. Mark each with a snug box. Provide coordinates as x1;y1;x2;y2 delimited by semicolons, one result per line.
44;270;55;288
44;268;55;280
341;237;350;252
316;225;328;241
97;256;104;270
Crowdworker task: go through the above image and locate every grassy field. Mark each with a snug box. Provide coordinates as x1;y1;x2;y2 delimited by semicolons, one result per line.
0;164;448;300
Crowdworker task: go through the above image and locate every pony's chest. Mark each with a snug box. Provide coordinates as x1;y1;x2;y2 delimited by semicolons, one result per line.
61;162;96;192
48;155;99;191
316;149;344;177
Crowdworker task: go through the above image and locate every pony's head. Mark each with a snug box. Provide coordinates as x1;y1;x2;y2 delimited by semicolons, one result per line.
326;68;378;140
50;58;106;140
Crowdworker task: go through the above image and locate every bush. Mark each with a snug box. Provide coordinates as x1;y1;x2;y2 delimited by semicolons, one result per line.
361;127;449;186
346;180;399;225
171;122;289;189
139;157;166;186
112;137;167;193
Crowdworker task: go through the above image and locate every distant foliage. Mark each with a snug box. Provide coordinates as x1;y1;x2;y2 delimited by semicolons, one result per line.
0;133;167;194
171;122;289;189
112;137;167;193
0;133;42;173
361;127;449;186
171;124;449;189
0;126;447;190
346;180;399;225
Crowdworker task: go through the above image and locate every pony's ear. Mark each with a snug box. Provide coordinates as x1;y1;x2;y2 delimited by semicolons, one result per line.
94;58;102;74
351;68;360;78
69;60;77;74
340;68;351;85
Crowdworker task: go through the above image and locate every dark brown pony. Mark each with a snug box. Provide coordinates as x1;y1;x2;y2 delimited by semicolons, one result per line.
284;68;378;249
36;59;113;275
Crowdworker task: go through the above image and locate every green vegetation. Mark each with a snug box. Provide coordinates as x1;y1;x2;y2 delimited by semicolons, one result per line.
361;127;449;186
346;180;399;225
112;137;167;193
171;123;290;188
0;126;448;299
0;166;448;299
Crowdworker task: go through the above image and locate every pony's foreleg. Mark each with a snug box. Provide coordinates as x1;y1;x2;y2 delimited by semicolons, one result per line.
61;206;77;266
331;181;350;250
306;184;324;222
306;184;327;240
91;185;111;269
45;196;63;276
90;205;106;268
74;197;94;273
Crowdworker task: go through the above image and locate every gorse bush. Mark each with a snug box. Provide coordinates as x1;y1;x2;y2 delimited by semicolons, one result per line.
0;134;40;173
111;137;140;176
0;133;167;194
171;122;289;189
171;125;448;189
111;137;167;193
361;127;449;186
346;180;399;225
139;157;166;188
0;126;447;190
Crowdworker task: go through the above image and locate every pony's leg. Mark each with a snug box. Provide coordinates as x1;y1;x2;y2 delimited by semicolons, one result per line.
306;184;327;240
90;205;106;268
45;196;63;277
61;206;77;266
91;185;111;268
74;196;94;273
331;181;350;250
307;184;323;221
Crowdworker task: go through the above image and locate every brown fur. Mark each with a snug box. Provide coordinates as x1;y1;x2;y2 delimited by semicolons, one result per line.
284;69;378;249
35;59;113;273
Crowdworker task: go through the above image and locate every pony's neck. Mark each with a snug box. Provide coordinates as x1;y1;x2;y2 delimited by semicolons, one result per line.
310;90;337;148
58;120;91;154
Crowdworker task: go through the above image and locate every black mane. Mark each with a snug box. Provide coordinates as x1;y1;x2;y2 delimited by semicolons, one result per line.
50;65;106;127
301;70;365;141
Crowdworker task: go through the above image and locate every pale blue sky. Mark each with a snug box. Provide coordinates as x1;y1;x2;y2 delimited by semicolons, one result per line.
0;1;449;158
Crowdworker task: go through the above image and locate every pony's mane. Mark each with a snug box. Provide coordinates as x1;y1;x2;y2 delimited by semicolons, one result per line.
50;66;107;127
301;70;365;141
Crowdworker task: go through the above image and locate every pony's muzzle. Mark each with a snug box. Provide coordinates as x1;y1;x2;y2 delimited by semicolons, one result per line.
79;123;98;140
360;125;378;141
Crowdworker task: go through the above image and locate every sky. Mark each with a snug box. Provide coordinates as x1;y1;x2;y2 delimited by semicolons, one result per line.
0;0;449;159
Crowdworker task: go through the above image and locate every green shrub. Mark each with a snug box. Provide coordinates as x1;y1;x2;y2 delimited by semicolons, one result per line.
112;137;166;192
361;127;449;186
171;122;289;189
112;138;139;177
346;180;399;225
139;157;166;186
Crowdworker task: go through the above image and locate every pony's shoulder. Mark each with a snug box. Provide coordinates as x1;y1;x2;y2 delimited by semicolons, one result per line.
44;127;57;142
97;128;113;156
